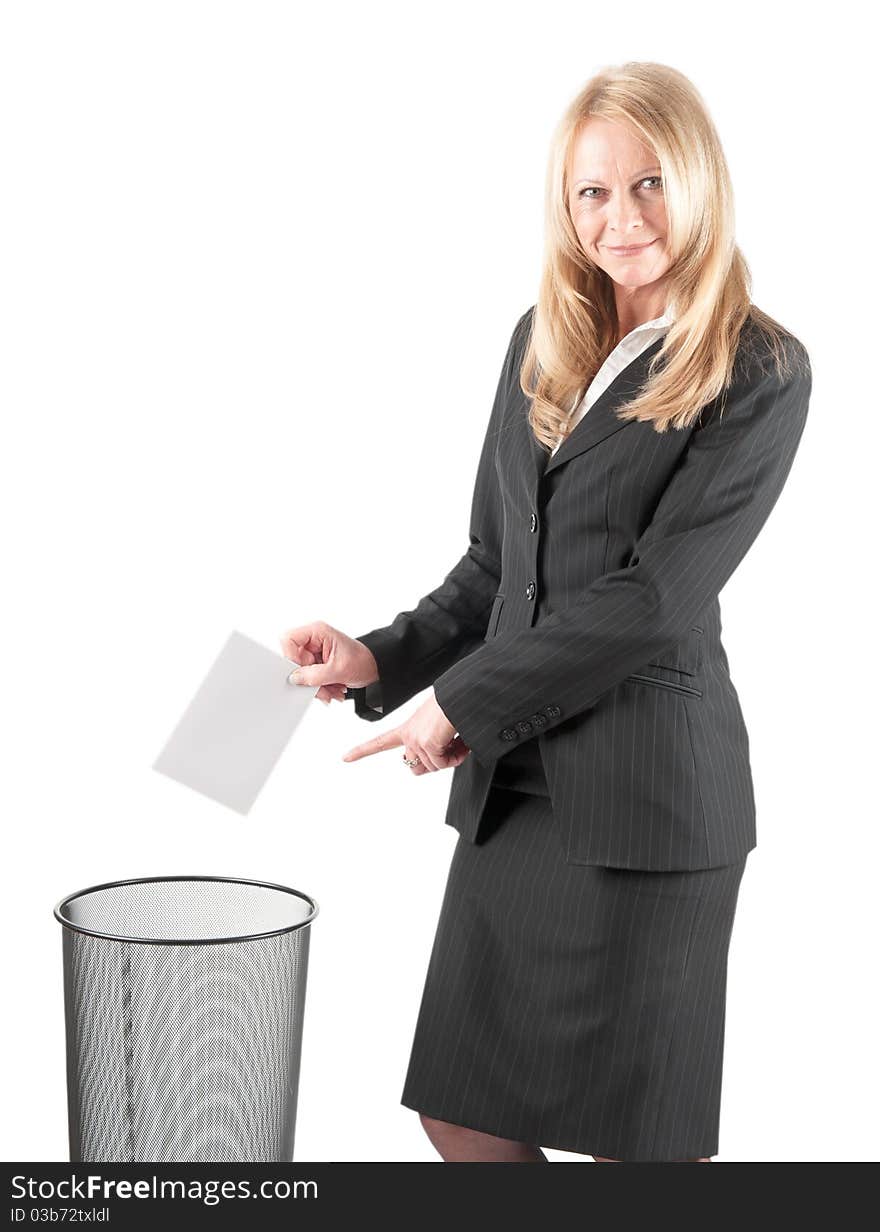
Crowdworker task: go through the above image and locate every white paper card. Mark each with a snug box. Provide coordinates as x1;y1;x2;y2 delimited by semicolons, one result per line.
153;630;318;815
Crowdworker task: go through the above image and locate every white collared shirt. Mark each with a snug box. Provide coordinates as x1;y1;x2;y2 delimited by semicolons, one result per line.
550;309;674;456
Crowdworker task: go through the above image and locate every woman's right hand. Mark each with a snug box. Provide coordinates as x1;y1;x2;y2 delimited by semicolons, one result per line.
280;621;379;706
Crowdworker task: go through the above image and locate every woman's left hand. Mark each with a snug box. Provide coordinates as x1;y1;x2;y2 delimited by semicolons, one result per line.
342;691;470;775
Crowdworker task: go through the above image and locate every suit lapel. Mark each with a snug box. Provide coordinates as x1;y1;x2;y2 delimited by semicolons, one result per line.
533;334;667;479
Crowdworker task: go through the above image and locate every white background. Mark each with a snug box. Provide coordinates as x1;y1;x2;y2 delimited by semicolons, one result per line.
1;0;876;1163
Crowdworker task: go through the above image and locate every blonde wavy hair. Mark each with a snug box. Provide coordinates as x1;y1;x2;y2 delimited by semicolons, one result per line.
523;61;807;451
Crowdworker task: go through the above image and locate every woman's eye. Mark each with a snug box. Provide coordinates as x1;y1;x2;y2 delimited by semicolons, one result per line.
576;177;662;200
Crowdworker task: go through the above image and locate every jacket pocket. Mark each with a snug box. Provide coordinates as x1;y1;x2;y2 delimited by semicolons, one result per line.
645;625;704;676
625;670;703;699
550;672;708;867
485;593;505;640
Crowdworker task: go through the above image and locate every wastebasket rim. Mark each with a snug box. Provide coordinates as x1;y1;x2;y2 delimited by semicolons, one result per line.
53;874;319;945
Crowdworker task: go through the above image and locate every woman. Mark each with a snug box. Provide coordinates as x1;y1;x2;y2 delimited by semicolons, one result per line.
282;62;811;1162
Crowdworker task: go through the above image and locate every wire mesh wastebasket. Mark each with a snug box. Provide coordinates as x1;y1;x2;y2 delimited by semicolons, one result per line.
54;875;317;1163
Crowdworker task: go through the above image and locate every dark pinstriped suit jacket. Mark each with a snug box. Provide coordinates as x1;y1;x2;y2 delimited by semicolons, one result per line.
348;306;812;870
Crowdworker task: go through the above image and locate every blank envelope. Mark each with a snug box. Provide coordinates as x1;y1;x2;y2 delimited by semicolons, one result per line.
153;630;318;814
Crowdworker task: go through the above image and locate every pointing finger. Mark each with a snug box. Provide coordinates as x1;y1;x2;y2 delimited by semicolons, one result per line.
342;730;403;762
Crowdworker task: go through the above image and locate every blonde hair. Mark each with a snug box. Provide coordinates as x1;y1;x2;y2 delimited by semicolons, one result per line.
522;62;808;451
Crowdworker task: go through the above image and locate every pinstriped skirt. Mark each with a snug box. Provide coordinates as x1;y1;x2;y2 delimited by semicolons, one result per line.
400;784;747;1161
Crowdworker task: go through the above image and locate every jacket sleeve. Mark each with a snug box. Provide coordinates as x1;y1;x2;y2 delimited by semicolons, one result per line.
347;308;532;721
432;340;812;765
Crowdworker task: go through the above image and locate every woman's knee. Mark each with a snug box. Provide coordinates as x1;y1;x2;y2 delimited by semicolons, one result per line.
418;1112;462;1146
416;1112;546;1162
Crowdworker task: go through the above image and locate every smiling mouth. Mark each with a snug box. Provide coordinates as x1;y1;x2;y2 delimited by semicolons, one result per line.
607;239;657;254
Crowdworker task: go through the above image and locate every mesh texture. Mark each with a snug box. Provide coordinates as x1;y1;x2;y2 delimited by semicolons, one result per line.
58;877;313;942
59;879;312;1162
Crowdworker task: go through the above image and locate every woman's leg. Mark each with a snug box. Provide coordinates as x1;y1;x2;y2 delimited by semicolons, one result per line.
419;1114;712;1161
419;1114;548;1162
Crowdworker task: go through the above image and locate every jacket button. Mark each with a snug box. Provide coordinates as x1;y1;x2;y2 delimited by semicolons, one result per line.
529;512;538;532
544;704;561;719
530;712;547;728
500;727;518;742
525;581;536;600
516;719;533;735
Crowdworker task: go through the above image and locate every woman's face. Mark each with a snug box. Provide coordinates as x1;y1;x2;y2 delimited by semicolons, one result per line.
567;118;671;293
